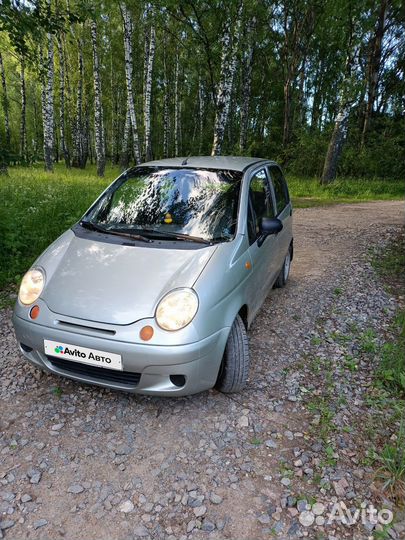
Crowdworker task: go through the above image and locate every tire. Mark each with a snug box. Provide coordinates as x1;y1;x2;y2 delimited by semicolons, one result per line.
215;315;249;393
274;245;292;289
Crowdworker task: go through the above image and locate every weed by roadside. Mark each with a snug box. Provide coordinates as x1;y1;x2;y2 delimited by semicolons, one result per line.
371;231;405;503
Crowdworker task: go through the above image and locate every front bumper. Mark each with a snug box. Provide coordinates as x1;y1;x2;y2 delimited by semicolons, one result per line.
12;314;229;396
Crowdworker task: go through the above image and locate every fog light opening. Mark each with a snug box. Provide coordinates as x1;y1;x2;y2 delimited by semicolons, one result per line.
170;374;186;388
20;343;33;353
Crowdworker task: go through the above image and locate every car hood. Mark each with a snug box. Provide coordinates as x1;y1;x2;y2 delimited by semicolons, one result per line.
42;234;217;325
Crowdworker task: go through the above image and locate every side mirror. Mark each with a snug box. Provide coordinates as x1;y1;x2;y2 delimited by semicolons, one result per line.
257;217;283;246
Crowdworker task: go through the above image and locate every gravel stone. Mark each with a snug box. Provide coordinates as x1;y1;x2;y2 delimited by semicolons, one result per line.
0;520;15;530
119;500;134;513
67;484;84;494
33;519;48;530
209;493;223;504
193;505;206;517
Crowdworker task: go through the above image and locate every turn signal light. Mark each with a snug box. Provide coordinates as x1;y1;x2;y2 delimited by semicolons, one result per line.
140;325;154;341
30;305;40;320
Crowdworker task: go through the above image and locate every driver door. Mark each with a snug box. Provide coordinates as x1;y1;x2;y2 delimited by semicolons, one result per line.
246;168;279;319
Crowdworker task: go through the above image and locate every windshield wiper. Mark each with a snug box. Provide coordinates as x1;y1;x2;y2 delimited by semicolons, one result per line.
138;228;211;245
80;221;151;243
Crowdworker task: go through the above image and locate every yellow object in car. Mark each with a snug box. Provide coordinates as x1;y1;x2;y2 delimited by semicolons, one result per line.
164;213;173;224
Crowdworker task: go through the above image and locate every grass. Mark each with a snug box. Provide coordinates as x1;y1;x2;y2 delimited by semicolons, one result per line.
0;163;403;289
371;232;405;503
373;234;405;397
288;174;404;208
0;163;116;288
377;312;405;396
377;419;405;503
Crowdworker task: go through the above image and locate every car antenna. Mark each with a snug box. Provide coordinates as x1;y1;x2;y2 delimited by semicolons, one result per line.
181;156;191;166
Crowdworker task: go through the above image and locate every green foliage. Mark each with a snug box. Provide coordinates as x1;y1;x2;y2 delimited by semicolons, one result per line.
369;233;405;501
376;309;405;397
0;0;404;180
373;235;405;284
377;420;405;501
0;164;114;287
372;234;405;397
0;0;81;57
342;118;405;179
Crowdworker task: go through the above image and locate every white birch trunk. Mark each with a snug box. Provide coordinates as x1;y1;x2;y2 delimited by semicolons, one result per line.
321;103;350;184
57;37;70;167
0;52;11;149
163;45;170;158
211;5;243;156
174;52;180;157
120;107;131;169
239;19;255;152
120;2;141;165
20;56;27;162
198;78;205;154
90;19;106;177
42;34;54;171
72;40;87;168
143;23;155;161
142;8;150;108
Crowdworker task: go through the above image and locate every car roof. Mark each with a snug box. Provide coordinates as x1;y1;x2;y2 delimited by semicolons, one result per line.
142;156;277;172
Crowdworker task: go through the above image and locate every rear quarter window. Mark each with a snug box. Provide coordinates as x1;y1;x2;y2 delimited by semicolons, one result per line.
269;166;289;215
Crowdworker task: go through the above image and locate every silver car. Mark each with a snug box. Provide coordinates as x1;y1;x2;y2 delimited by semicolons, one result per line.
13;156;293;396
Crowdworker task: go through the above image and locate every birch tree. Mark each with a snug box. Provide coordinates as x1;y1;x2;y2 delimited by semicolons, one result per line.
198;78;205;154
163;42;170;158
239;17;255;153
42;34;55;172
72;40;87;169
174;51;180;157
0;52;11;149
320;102;351;183
57;37;70;167
120;107;131;169
321;14;359;184
120;2;141;165
90;19;106;176
143;21;155;161
20;56;27;162
211;5;242;156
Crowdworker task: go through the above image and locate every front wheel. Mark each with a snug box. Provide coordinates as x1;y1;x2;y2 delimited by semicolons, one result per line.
274;245;292;288
215;315;249;393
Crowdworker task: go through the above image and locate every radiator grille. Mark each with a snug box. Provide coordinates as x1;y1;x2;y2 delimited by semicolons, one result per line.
47;356;141;386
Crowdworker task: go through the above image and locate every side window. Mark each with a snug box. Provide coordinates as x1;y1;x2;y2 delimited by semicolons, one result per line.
269;166;289;215
247;169;274;244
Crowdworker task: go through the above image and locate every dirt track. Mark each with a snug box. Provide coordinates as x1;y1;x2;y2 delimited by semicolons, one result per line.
0;200;404;540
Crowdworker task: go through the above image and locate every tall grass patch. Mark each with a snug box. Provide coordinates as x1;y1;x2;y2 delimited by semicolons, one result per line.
289;175;404;208
372;232;405;502
0;164;116;287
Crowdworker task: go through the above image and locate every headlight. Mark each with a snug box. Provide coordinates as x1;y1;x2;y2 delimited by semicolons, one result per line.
155;288;198;331
18;268;45;305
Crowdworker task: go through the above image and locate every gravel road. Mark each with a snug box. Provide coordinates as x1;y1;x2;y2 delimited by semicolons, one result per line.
1;200;404;540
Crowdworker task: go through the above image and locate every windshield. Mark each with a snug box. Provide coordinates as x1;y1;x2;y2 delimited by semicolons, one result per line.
84;167;242;243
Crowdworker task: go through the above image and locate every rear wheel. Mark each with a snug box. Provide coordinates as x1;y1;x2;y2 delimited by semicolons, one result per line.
215;315;249;393
274;245;292;288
